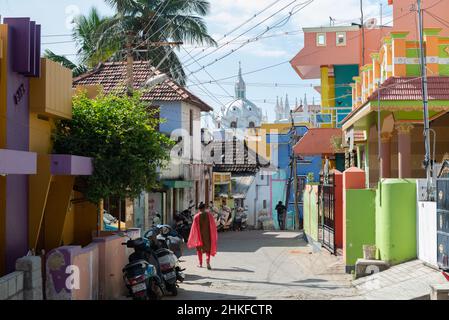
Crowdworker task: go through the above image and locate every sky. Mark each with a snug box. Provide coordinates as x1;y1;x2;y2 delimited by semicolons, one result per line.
0;0;393;126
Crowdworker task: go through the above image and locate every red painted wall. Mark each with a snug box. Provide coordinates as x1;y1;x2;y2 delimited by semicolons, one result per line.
334;170;343;249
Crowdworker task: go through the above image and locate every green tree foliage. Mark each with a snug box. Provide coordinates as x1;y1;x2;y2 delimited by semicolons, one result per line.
52;91;175;203
46;0;216;84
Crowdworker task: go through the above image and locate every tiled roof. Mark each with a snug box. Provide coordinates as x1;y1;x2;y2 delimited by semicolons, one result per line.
293;128;342;156
73;61;212;112
368;76;449;101
210;140;270;174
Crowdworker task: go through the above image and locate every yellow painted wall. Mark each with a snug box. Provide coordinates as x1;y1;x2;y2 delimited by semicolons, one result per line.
29;113;53;154
43;176;75;251
29;58;73;120
62;201;75;246
73;196;98;246
28;154;52;251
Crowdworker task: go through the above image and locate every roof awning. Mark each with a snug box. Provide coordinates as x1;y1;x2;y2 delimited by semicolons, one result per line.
162;180;193;189
294;128;342;156
231;175;255;199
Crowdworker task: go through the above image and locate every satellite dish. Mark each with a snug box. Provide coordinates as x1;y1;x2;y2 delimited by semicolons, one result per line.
364;18;377;30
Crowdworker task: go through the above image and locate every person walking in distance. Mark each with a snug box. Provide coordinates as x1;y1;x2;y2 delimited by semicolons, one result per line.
187;202;218;270
275;201;287;230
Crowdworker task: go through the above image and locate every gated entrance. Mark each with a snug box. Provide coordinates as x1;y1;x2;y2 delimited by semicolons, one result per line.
318;169;336;254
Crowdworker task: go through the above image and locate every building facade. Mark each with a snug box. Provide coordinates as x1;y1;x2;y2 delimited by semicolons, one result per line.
0;17;93;275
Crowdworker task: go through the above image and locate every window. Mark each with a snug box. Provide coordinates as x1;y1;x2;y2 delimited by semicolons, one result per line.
248;121;255;128
231;121;237;128
263;200;267;209
336;32;346;46
317;33;326;46
189;110;193;136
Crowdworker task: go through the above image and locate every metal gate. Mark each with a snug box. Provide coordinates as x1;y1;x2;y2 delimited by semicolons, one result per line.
318;170;336;254
437;178;449;271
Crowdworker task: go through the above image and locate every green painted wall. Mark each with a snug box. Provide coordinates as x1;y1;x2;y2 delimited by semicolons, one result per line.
439;44;449;76
375;179;417;265
345;189;376;267
303;184;319;241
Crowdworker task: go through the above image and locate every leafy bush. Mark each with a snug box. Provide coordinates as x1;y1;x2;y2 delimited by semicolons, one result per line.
53;91;174;203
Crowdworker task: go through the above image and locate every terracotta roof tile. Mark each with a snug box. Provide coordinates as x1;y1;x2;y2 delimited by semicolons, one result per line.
210;140;270;173
73;61;212;112
293;128;342;156
369;76;449;101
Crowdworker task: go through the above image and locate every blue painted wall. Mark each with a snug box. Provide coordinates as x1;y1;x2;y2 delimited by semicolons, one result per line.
157;101;183;135
334;64;359;127
268;126;321;229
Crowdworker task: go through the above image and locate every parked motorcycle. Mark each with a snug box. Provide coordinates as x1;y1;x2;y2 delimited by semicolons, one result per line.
233;207;248;231
145;225;183;259
145;229;185;296
174;201;195;242
121;238;163;300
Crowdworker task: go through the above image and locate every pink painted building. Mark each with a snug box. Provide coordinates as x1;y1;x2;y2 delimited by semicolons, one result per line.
291;25;390;128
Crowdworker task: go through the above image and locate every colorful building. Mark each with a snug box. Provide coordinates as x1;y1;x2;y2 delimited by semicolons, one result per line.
291;25;390;128
296;0;449;272
73;61;214;229
0;17;93;275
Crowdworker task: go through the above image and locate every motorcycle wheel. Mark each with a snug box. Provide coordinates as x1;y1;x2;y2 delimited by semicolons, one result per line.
148;280;163;300
167;283;178;296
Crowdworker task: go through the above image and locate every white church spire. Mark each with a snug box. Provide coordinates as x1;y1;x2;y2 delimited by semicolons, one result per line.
235;61;246;99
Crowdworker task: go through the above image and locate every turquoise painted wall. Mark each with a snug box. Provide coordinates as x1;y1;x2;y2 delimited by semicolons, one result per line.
345;189;376;267
334;65;359;127
376;179;417;265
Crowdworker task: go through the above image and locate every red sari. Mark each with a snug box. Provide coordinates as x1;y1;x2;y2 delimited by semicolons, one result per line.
187;211;218;256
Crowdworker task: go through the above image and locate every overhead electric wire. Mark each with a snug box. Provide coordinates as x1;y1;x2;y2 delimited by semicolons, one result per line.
183;0;314;74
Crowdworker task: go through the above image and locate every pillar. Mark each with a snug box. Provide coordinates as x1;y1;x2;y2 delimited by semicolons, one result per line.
424;28;442;76
391;32;409;77
380;132;392;178
396;123;414;178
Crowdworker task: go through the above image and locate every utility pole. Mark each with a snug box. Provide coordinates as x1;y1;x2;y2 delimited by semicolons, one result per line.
126;31;135;97
417;0;433;200
286;110;301;230
380;2;383;27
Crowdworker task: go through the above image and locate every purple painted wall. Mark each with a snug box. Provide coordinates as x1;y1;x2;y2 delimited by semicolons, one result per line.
2;18;40;272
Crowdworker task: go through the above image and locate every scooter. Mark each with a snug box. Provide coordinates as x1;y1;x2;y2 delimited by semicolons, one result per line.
233;207;248;231
145;225;183;259
121;238;163;300
222;207;235;232
145;229;185;296
174;201;196;242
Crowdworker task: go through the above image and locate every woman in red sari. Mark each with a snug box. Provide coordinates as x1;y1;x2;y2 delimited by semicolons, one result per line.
187;202;218;270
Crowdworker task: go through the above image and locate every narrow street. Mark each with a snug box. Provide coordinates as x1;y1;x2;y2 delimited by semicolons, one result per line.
168;230;357;300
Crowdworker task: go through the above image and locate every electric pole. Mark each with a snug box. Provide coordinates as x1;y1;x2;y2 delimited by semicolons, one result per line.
417;0;433;199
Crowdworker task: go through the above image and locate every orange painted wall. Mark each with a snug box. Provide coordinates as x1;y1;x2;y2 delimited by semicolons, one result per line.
391;0;449;39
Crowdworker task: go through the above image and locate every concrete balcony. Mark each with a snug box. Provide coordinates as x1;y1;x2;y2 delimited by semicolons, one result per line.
0;149;37;175
29;58;73;119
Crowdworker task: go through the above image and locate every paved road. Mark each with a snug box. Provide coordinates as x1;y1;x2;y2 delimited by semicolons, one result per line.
168;230;357;300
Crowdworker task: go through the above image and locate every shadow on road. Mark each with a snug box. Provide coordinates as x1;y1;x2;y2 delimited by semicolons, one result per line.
182;230;307;256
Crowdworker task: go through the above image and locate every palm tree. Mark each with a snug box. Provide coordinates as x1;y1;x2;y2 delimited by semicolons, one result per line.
98;0;217;84
47;0;216;85
72;7;118;68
